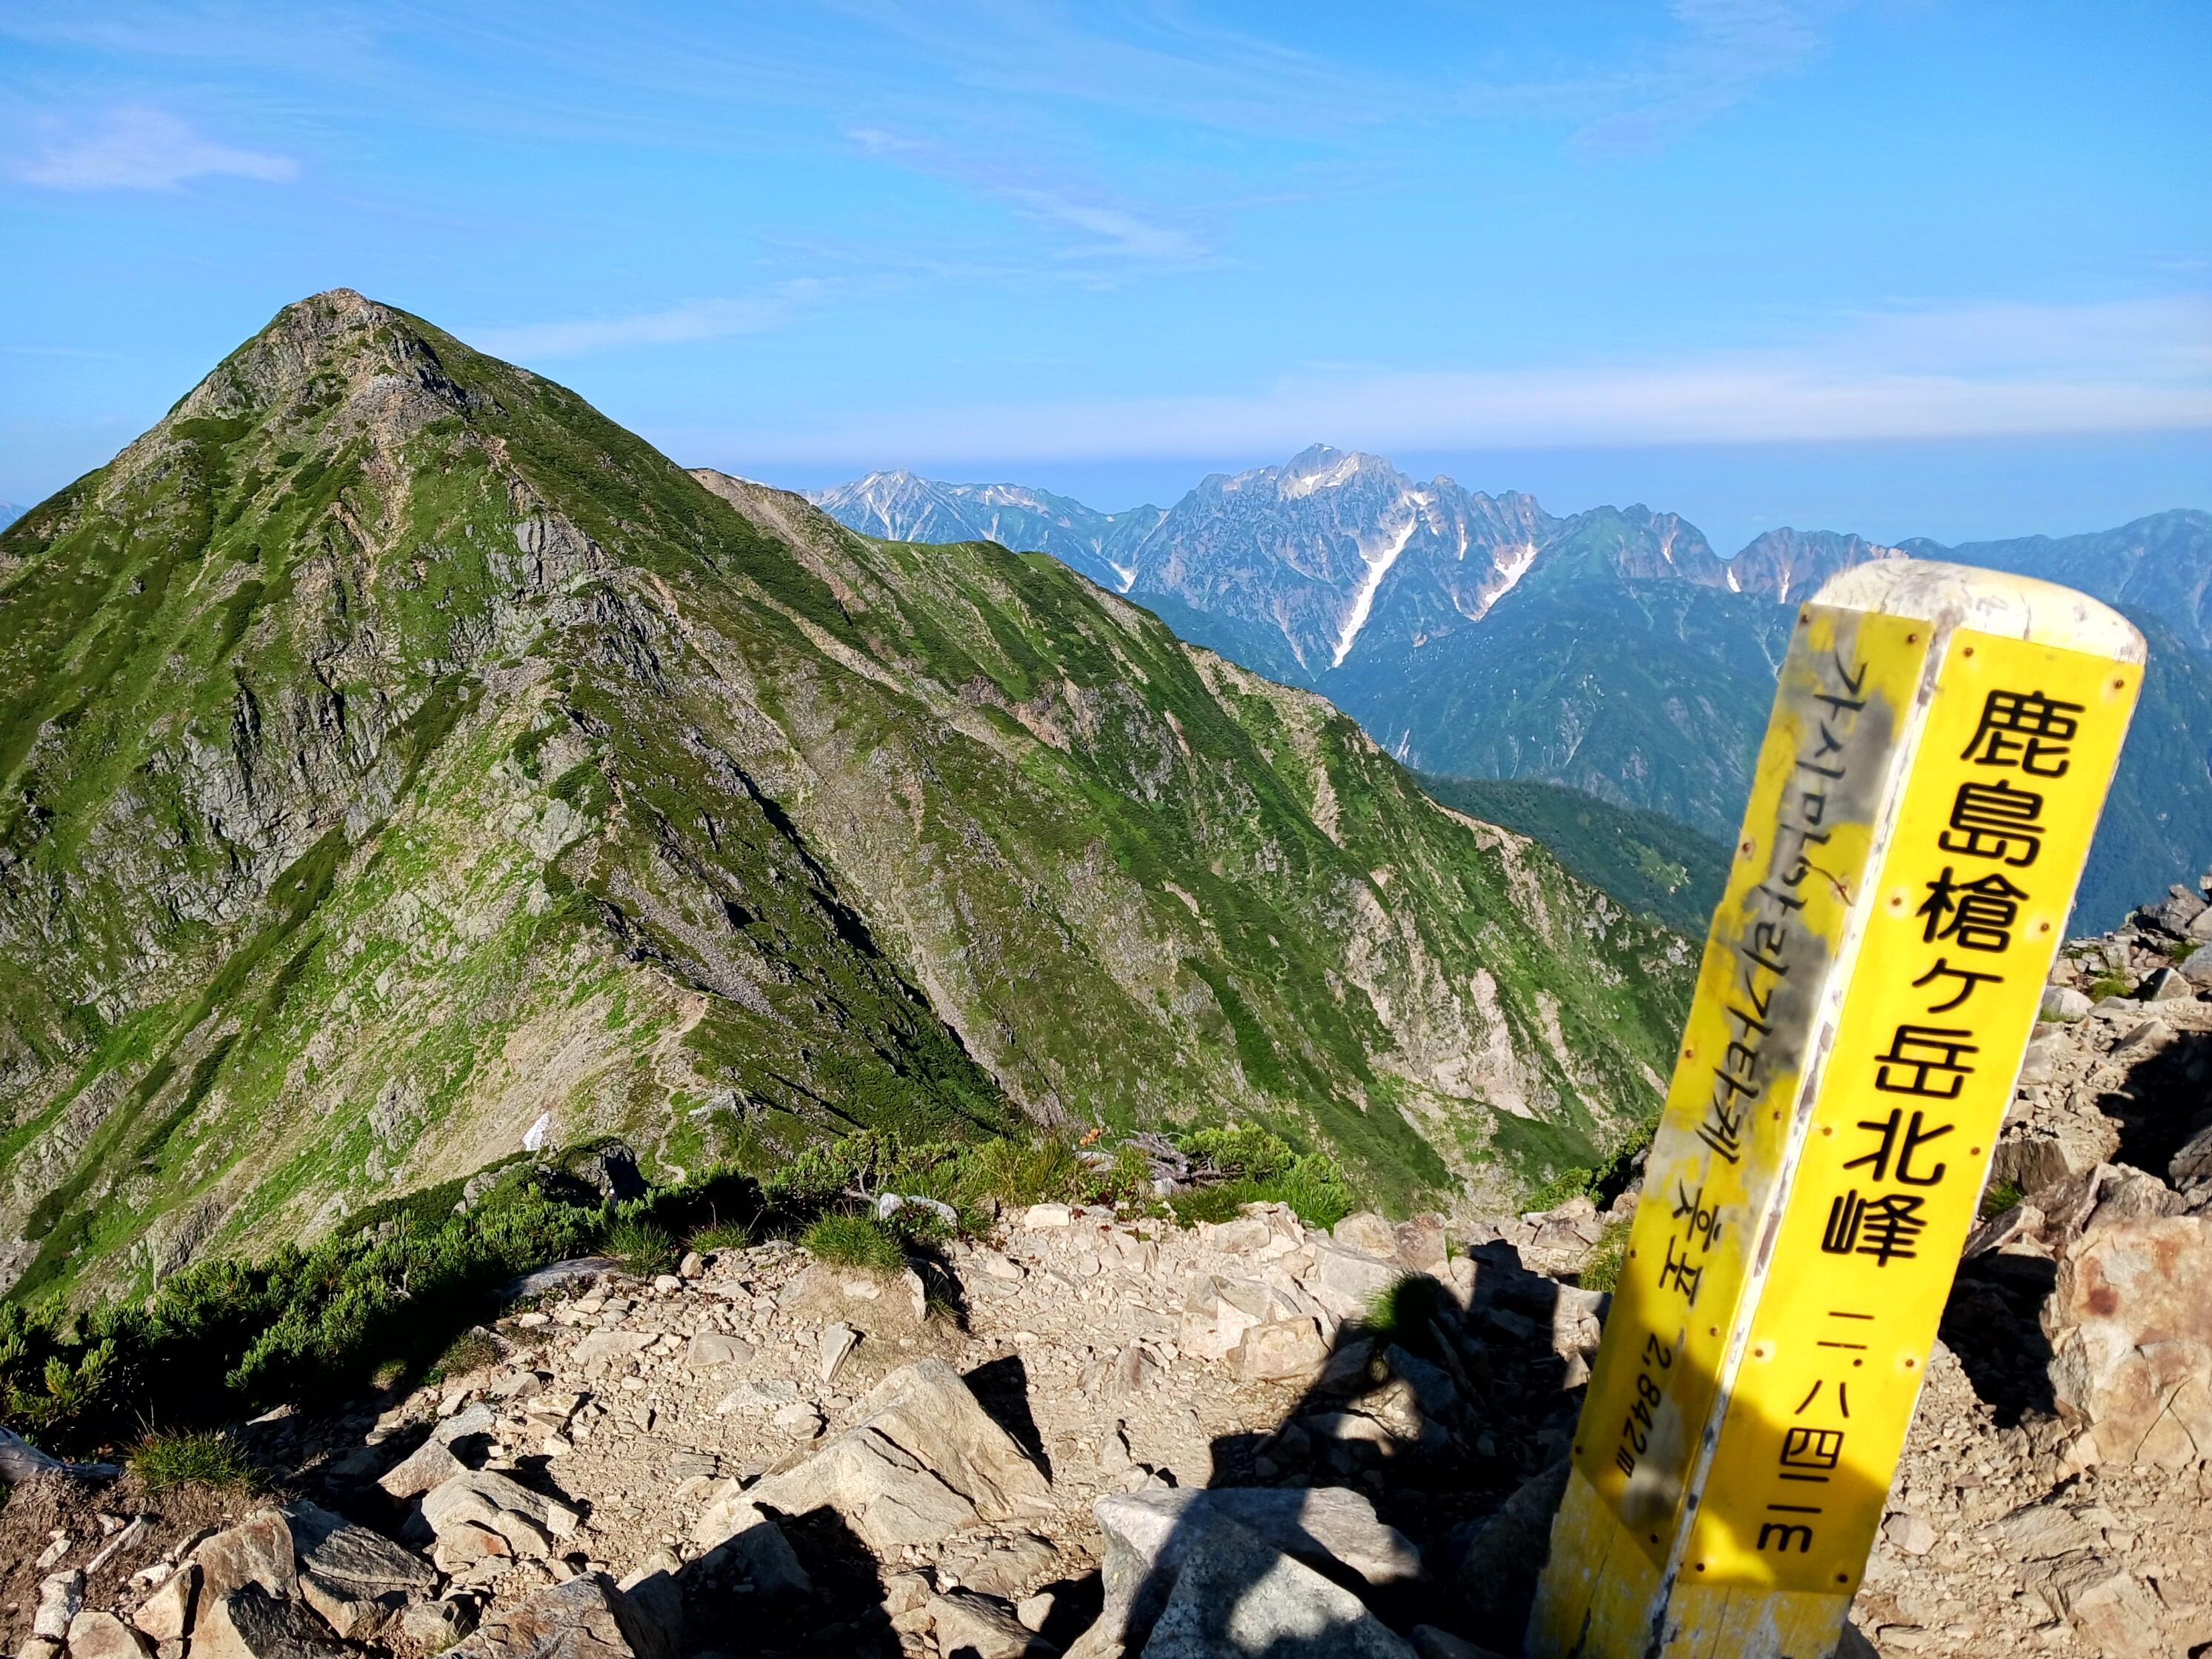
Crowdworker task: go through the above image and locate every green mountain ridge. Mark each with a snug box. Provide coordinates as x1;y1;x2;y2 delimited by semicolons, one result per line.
0;292;1690;1303
810;455;2212;932
1413;776;1730;939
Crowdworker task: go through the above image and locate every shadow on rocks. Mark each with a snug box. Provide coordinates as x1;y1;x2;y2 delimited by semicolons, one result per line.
907;1235;974;1329
1093;1241;1590;1658
666;1502;900;1658
964;1352;1053;1483
1938;1253;2059;1426
2103;1027;2212;1178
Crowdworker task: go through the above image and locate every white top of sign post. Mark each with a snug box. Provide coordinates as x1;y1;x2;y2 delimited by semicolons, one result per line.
1815;558;2145;664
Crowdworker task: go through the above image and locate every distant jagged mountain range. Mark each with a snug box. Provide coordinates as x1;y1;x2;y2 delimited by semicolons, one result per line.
810;452;2212;929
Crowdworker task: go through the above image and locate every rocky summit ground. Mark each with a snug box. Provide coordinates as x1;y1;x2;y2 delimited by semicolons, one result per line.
4;879;2209;1659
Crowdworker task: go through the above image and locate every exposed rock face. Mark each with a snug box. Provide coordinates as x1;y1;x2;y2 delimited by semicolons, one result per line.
2047;1216;2212;1467
445;1575;662;1659
1137;1511;1417;1658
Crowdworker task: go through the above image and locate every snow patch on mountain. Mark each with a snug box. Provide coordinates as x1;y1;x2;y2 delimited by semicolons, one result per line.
1333;513;1422;667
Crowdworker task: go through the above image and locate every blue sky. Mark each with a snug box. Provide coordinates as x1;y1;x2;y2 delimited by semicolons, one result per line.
3;1;2208;553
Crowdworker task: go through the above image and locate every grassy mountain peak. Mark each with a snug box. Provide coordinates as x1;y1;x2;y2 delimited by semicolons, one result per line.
0;291;1689;1303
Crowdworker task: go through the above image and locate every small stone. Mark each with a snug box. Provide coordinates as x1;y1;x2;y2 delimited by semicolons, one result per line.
926;1589;1047;1659
685;1331;755;1372
1022;1203;1074;1229
1016;1591;1056;1632
133;1564;199;1643
1882;1510;1936;1556
772;1400;826;1436
881;1571;932;1616
819;1321;860;1381
399;1596;480;1649
33;1572;84;1641
679;1251;704;1278
2139;966;2192;1001
67;1612;153;1659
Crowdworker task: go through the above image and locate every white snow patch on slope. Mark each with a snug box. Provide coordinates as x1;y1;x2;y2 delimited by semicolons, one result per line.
1331;514;1419;667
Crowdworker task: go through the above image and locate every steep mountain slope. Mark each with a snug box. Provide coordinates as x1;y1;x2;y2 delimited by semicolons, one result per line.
813;455;2211;929
0;294;1689;1301
804;470;1165;595
1413;775;1728;938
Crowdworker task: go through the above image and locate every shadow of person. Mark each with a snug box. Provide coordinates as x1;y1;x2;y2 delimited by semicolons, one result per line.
1099;1229;1899;1658
668;1501;902;1658
2103;1026;2212;1178
1097;1244;1586;1656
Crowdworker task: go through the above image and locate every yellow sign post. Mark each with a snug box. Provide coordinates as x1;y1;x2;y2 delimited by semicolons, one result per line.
1528;562;2143;1659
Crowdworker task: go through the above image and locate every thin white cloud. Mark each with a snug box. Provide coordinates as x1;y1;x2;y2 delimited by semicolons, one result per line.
1459;0;1844;155
473;284;824;361
12;107;298;190
846;125;1213;269
690;294;2212;465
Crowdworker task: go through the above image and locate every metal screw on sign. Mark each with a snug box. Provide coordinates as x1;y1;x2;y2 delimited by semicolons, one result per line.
1527;563;2143;1659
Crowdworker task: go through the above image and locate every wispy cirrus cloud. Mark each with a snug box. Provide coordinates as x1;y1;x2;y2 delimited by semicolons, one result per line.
10;107;299;190
1458;0;1845;156
847;126;1212;268
472;283;825;361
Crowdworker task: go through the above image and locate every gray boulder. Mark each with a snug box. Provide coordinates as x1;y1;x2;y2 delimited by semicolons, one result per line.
189;1586;352;1659
447;1574;665;1659
2039;984;2093;1023
2045;1213;2212;1467
64;1610;151;1659
189;1512;297;1601
688;1483;812;1599
1136;1512;1416;1657
749;1359;1051;1550
2139;966;2193;1002
1083;1484;1418;1653
284;1501;438;1638
929;1588;1057;1658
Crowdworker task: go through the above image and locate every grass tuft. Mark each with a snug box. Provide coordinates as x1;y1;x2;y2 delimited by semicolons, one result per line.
688;1218;756;1255
131;1429;259;1495
606;1218;676;1276
433;1327;501;1380
1363;1272;1449;1360
1577;1218;1632;1293
800;1212;907;1277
